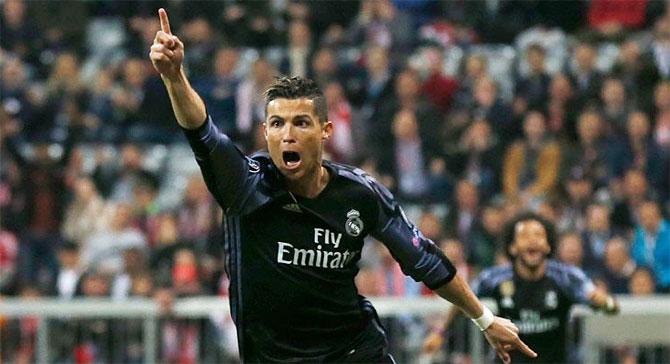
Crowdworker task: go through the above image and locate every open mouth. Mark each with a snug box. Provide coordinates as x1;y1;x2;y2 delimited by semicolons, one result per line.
524;248;543;258
282;151;302;169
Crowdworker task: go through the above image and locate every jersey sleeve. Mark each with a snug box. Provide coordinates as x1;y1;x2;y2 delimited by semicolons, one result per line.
368;177;457;290
182;115;257;214
555;263;596;304
470;268;498;298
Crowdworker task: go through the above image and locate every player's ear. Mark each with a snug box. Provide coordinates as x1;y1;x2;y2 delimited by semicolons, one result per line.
322;120;333;141
262;122;268;141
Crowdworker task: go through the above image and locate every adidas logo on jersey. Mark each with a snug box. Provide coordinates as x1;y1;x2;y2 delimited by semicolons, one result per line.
282;203;302;213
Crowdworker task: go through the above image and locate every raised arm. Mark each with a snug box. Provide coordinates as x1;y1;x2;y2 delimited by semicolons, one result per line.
149;8;206;129
148;8;253;213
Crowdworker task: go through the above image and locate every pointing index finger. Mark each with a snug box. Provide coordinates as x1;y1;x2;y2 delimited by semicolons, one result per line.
159;8;171;34
515;337;538;358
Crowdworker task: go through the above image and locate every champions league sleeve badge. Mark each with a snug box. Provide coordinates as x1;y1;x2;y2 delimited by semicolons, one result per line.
246;157;261;173
345;209;364;237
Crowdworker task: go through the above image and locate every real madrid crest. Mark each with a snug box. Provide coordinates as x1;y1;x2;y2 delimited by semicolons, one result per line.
345;209;364;237
500;280;515;308
500;280;515;297
545;290;558;309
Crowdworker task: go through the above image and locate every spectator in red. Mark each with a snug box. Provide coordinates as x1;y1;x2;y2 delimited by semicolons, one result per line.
420;44;459;114
0;229;18;294
587;0;647;39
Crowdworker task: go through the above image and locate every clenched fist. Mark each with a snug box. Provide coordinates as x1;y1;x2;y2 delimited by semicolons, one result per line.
149;8;184;81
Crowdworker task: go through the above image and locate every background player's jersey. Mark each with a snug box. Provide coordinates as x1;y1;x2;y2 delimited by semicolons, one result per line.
472;260;595;364
183;116;457;362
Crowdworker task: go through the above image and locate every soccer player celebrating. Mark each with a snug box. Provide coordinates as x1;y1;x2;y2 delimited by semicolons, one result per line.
150;9;536;363
423;212;619;363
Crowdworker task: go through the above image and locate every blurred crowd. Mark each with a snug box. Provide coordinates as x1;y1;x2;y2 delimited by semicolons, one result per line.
1;0;670;362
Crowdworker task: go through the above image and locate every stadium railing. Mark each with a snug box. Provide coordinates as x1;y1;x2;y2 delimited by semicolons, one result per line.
1;296;669;363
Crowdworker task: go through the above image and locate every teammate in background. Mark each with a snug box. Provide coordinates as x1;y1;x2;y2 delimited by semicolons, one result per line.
150;9;536;363
423;212;619;363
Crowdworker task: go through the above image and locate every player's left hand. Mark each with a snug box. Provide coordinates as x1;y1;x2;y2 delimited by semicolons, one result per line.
604;295;620;315
483;316;537;364
590;289;620;315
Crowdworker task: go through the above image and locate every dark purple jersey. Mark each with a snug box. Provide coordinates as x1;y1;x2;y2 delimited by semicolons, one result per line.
472;260;595;364
183;116;457;362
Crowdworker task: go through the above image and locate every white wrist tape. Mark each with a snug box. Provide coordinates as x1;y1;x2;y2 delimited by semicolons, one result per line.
472;306;495;331
606;296;615;311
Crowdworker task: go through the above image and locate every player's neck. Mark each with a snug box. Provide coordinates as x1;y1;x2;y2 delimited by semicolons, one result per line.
515;260;546;281
288;164;330;198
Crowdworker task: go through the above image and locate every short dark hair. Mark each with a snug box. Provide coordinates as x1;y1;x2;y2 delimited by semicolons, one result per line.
60;241;80;252
502;212;557;259
264;76;328;123
527;43;546;55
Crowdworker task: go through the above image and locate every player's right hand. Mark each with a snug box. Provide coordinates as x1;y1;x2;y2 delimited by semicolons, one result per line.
149;8;184;81
484;316;537;364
